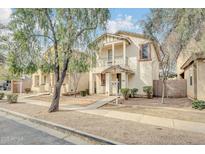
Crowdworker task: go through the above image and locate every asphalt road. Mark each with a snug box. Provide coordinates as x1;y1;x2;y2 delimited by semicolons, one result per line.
0;116;73;145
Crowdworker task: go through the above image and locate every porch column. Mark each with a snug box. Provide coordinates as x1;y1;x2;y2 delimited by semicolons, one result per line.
123;41;126;66
112;43;115;65
32;74;35;88
121;72;128;88
39;73;44;92
106;73;112;96
89;73;94;94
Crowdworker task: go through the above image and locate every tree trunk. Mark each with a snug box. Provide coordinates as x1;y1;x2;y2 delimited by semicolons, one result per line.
48;52;70;112
161;79;165;104
48;82;61;112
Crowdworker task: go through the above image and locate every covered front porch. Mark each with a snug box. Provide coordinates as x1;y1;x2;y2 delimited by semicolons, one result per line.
90;65;134;96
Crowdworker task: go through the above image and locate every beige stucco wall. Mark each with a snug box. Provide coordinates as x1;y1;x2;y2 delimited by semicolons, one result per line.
197;60;205;100
31;70;89;94
177;51;192;77
68;72;89;92
153;79;187;97
184;64;195;99
183;60;205;100
177;38;201;77
126;36;159;95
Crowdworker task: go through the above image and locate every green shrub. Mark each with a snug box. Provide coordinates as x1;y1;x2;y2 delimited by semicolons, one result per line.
85;89;89;95
25;88;31;94
7;94;18;103
143;86;153;99
130;88;138;98
192;100;205;110
80;91;86;97
120;88;130;100
0;93;4;100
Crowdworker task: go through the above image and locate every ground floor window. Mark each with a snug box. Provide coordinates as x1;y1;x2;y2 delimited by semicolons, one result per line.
190;75;193;86
44;76;47;84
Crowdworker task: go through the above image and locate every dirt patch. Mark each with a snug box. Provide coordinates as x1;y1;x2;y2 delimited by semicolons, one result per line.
116;97;193;108
1;102;205;144
28;94;106;106
102;104;205;123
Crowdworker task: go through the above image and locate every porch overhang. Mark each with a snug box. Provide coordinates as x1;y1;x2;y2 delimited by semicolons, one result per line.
181;52;205;70
101;65;134;74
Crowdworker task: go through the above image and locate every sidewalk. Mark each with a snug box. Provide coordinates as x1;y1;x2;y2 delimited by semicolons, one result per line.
81;109;205;134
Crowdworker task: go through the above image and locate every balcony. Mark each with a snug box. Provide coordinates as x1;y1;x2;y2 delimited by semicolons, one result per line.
96;56;128;67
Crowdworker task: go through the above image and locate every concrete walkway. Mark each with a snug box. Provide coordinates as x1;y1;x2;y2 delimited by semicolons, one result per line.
82;96;118;110
80;109;205;134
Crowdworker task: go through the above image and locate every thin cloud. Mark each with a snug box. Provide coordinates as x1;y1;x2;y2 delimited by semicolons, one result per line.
106;14;141;33
0;8;12;25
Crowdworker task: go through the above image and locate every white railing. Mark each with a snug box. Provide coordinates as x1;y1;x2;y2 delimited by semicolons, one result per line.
96;56;128;67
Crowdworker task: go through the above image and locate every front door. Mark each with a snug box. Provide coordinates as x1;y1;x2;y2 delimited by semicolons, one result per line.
117;73;121;94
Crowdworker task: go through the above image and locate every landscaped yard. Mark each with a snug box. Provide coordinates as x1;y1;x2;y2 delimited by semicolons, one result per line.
1;102;205;144
28;94;106;107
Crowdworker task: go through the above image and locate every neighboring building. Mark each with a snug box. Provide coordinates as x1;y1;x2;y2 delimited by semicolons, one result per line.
31;49;89;94
89;31;161;96
11;77;32;93
31;70;89;94
177;52;205;100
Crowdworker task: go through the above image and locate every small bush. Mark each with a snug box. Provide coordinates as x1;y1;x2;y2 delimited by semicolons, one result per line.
80;91;86;97
85;89;89;95
7;94;18;103
130;88;138;98
120;88;130;100
192;100;205;110
143;86;153;99
25;88;31;94
0;93;4;100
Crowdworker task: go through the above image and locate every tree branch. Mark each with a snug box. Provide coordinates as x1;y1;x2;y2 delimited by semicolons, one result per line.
29;34;54;42
76;25;97;39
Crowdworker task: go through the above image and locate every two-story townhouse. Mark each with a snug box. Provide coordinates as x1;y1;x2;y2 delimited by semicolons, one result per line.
89;31;161;96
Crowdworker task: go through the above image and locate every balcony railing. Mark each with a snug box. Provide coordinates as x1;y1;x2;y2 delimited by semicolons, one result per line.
96;56;128;67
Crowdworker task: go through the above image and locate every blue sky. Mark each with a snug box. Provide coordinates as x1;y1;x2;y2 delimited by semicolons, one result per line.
0;8;150;34
107;8;150;33
110;8;150;20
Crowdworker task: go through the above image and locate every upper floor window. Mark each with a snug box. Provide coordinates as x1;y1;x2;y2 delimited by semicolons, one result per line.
140;43;150;60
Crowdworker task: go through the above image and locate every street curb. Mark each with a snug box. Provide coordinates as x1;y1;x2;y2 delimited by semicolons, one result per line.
0;107;123;145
